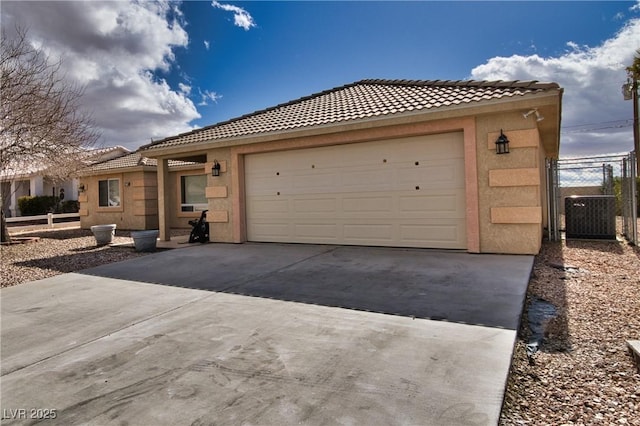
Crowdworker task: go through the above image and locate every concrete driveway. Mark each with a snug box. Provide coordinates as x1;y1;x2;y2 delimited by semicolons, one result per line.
1;243;532;425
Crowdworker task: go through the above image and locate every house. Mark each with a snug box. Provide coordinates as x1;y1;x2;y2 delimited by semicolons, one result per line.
77;151;198;230
1;146;129;217
139;79;563;254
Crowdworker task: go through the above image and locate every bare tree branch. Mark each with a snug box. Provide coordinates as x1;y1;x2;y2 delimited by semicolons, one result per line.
1;25;101;242
1;26;101;177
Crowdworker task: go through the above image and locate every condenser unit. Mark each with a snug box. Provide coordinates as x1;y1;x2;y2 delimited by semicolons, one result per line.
565;195;616;240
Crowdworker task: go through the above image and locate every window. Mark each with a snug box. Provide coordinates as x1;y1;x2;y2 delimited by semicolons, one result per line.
180;174;207;212
98;178;120;207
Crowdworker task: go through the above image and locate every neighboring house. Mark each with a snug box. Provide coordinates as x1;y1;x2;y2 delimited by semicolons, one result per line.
77;151;198;230
138;79;563;255
0;146;129;217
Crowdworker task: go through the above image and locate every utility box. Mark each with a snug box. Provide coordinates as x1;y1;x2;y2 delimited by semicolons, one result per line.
565;195;616;240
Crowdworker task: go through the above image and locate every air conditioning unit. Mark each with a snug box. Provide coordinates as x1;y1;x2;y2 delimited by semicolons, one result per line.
565;195;616;240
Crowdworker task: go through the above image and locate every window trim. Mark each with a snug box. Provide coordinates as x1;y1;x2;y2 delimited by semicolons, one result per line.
176;170;208;218
96;175;123;212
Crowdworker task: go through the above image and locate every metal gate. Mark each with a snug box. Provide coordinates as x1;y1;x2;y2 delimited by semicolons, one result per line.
547;152;638;244
546;158;560;241
621;151;638;245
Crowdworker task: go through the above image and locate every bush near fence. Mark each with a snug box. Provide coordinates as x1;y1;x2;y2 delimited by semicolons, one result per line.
59;200;79;213
17;196;79;216
613;176;640;216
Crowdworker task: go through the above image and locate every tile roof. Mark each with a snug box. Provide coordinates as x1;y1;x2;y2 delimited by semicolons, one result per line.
80;152;196;174
90;145;130;157
0;145;130;179
141;79;561;152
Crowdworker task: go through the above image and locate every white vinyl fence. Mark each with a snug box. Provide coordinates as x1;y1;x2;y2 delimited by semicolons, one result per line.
6;212;80;227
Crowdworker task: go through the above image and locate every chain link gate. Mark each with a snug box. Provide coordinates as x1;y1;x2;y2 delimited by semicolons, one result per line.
546;152;638;245
546;158;560;241
621;151;638;245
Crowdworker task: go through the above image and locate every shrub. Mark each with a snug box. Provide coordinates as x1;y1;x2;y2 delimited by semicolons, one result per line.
17;195;59;216
612;177;640;215
60;199;79;213
16;196;80;215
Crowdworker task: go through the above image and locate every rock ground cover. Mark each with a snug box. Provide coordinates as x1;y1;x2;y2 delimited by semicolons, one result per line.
0;228;188;288
500;223;640;425
1;225;639;424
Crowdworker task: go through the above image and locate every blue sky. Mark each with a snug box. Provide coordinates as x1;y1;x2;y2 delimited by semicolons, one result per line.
2;1;640;156
174;1;636;127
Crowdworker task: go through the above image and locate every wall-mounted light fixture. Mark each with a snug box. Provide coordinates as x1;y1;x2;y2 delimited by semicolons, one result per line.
78;184;85;192
495;129;510;154
523;108;544;122
212;160;221;177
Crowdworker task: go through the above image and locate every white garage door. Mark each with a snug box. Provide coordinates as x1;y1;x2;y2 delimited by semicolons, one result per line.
245;132;466;249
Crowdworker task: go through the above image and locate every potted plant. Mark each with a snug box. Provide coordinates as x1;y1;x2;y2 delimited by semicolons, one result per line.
90;224;117;246
130;229;160;252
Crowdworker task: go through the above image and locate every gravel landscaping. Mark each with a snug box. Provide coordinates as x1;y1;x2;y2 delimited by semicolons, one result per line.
500;221;640;425
0;227;188;288
1;224;639;424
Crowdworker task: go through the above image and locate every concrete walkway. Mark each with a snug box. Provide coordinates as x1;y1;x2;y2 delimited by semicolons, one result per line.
1;244;533;425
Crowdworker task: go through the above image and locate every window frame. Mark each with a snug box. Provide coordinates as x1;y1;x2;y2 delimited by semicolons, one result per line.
96;176;123;212
176;171;208;217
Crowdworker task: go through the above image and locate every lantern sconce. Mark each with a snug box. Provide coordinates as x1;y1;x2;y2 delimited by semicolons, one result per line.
78;184;86;193
212;160;221;177
495;129;510;155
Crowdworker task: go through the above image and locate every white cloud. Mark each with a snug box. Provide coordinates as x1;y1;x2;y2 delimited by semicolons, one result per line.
204;40;210;50
471;17;640;157
198;90;222;106
1;1;200;150
212;1;256;31
179;83;192;95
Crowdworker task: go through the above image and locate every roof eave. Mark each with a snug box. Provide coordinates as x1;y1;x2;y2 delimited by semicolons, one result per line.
142;89;562;158
75;164;157;177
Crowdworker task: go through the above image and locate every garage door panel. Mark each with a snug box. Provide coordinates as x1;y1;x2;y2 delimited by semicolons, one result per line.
294;223;338;239
245;174;286;196
293;198;337;214
343;223;394;241
399;223;464;248
396;162;464;186
292;172;338;191
398;193;465;215
249;222;291;239
249;198;289;215
245;133;466;249
339;168;394;190
342;196;394;213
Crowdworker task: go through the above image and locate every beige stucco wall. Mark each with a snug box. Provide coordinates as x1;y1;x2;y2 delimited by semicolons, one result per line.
168;114;550;254
79;170;159;230
476;112;545;254
149;95;560;255
167;165;211;230
204;153;234;241
156;153;236;237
